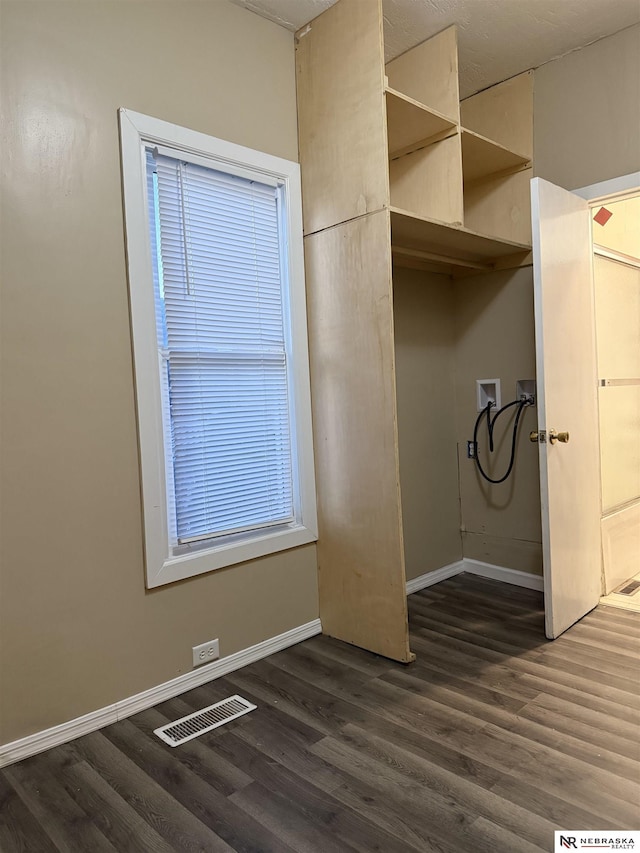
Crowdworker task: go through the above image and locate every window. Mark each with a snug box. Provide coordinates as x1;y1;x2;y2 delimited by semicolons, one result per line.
119;110;317;588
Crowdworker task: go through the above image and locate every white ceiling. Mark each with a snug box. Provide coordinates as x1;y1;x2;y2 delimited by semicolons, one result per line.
231;0;640;97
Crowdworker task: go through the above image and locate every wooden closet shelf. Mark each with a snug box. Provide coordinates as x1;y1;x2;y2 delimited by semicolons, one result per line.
390;206;531;269
386;88;458;158
461;128;531;183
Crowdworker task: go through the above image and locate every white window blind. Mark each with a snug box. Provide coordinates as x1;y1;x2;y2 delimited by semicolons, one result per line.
146;149;294;545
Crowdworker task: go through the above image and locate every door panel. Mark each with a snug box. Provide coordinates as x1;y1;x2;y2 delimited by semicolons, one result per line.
531;178;602;638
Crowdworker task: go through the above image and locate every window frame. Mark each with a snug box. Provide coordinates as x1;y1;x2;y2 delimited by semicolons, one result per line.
119;109;317;588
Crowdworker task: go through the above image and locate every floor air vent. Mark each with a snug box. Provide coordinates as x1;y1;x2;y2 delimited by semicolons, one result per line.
615;580;640;597
154;695;256;747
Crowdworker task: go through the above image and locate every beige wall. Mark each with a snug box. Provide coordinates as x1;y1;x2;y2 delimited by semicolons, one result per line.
393;268;462;579
534;24;640;190
453;268;542;574
0;0;318;746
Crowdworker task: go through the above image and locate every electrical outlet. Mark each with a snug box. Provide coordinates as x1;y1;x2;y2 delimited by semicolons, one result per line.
192;638;219;668
467;440;477;459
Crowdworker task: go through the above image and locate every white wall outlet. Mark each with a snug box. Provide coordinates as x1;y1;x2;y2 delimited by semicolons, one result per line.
192;638;220;668
476;379;501;413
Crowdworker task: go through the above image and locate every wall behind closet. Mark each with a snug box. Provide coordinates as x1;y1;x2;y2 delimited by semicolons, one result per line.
393;268;462;580
453;269;541;573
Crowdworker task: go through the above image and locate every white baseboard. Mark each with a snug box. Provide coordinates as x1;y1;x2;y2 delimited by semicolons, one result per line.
406;558;544;594
405;560;464;595
0;703;121;771
0;618;321;769
462;558;544;591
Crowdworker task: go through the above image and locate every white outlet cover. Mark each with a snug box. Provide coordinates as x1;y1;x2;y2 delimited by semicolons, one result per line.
192;638;220;668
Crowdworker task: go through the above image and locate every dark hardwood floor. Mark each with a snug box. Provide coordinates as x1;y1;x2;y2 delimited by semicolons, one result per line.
2;574;639;852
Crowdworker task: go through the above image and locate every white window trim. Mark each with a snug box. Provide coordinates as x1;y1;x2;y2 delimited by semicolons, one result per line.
119;109;317;588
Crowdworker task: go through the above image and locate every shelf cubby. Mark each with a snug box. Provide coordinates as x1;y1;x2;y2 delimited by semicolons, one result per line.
460;71;533;161
389;134;463;224
464;167;533;246
461;127;531;184
385;25;460;125
386;87;457;159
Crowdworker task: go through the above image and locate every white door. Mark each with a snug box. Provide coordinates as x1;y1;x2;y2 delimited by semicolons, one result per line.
531;177;602;639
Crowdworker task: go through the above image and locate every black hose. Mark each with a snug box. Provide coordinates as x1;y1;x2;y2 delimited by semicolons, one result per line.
486;398;522;452
473;398;529;484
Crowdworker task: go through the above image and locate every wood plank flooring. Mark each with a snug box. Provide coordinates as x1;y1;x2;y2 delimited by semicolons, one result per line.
1;574;639;852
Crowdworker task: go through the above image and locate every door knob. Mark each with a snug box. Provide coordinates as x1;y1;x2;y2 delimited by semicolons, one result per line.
549;429;569;444
529;430;540;443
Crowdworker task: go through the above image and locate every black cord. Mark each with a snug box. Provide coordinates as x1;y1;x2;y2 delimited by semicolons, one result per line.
473;398;529;484
486;398;522;452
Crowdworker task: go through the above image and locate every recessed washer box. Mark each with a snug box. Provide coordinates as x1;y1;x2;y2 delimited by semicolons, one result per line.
476;379;501;413
516;379;536;405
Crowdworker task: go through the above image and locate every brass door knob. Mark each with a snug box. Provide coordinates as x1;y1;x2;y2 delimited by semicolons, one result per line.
529;430;540;443
549;429;569;444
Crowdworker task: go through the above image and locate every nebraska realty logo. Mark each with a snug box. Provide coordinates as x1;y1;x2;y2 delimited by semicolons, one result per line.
554;831;639;851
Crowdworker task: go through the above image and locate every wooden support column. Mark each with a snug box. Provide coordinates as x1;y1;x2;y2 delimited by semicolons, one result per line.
304;210;413;663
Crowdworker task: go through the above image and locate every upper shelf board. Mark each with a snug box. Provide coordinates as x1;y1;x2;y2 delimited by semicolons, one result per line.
390;206;531;267
461;128;531;183
386;88;458;159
